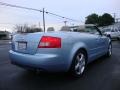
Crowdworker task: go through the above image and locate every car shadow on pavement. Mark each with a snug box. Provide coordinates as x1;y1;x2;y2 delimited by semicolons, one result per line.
13;70;83;90
10;56;112;90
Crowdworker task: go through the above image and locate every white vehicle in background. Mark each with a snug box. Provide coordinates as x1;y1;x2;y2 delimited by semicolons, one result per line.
103;28;120;40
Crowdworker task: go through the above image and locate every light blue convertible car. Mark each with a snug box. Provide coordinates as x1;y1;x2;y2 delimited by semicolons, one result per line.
9;25;112;77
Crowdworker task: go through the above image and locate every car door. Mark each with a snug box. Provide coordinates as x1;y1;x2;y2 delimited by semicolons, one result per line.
90;26;107;56
85;26;107;60
96;34;107;55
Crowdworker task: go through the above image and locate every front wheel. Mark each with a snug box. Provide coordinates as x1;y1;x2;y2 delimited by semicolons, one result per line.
117;37;120;40
70;50;87;77
106;43;112;57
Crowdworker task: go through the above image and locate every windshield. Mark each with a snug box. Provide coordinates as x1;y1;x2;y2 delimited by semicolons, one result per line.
60;26;99;34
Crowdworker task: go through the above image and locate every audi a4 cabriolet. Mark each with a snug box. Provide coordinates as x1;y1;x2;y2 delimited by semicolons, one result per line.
9;25;112;77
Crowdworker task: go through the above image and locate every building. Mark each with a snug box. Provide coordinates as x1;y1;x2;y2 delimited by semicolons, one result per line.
0;31;10;40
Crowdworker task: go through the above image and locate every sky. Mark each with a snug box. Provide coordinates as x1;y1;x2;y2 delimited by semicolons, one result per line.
0;0;120;32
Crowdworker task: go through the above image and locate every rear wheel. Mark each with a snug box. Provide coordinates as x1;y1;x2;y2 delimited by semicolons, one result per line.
70;50;87;77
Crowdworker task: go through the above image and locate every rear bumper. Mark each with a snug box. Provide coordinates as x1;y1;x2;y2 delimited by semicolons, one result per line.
9;50;69;72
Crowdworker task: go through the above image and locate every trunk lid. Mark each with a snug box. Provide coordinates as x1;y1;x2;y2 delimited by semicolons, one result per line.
12;32;44;55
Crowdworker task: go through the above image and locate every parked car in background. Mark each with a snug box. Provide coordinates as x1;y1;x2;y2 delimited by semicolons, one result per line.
9;24;112;77
103;28;120;40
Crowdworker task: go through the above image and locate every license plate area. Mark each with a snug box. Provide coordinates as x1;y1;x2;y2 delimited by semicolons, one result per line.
18;42;27;50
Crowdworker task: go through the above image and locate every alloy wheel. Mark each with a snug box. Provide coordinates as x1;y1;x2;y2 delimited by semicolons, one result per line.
74;53;86;75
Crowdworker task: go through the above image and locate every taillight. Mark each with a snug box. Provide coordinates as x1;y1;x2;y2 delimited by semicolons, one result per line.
38;36;61;48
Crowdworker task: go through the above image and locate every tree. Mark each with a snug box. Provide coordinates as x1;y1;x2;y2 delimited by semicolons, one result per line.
85;13;115;27
14;24;43;33
85;13;99;25
14;24;29;33
98;13;115;26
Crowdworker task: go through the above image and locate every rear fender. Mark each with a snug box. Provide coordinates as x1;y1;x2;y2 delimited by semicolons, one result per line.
68;42;88;68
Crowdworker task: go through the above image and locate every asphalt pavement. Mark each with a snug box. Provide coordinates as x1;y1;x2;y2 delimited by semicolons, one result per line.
0;40;120;90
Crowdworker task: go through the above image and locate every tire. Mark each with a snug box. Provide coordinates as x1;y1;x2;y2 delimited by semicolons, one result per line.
70;50;87;77
117;37;120;40
106;43;112;57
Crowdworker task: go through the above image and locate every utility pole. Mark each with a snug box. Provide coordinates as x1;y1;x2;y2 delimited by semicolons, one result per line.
112;13;116;30
64;21;67;26
112;13;116;23
38;22;41;28
72;23;74;26
43;8;46;32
